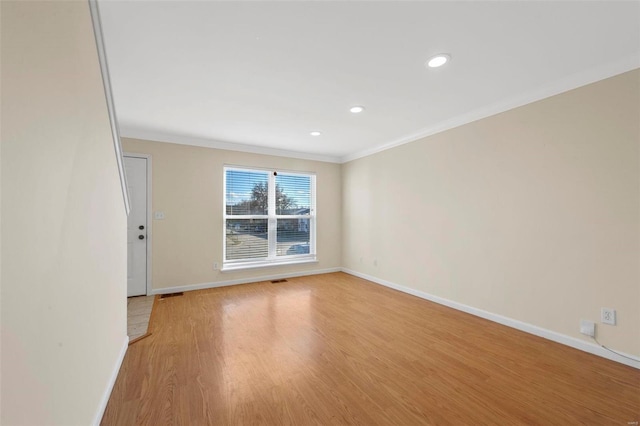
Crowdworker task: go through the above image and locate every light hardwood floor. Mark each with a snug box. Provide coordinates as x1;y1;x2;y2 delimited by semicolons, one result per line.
102;272;639;425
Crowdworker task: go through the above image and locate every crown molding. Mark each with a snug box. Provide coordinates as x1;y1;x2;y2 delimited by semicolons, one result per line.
340;55;640;163
120;56;639;165
119;128;342;164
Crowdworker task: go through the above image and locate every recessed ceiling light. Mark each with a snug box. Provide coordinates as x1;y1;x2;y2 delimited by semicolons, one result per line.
350;106;365;113
310;131;322;136
426;54;450;68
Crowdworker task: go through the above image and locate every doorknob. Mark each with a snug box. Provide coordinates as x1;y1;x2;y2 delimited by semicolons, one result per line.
139;225;145;230
138;235;145;240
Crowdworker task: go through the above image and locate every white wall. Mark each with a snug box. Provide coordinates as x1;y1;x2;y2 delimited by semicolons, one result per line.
342;70;640;357
123;138;342;292
1;2;128;424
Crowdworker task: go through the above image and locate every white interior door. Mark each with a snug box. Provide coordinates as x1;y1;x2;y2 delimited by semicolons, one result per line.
124;156;148;297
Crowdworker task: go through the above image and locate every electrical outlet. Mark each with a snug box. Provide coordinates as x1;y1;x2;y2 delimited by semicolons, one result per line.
373;259;378;266
580;319;595;337
213;262;219;270
601;308;616;325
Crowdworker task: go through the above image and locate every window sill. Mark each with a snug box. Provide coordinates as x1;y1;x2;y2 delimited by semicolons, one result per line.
221;257;318;273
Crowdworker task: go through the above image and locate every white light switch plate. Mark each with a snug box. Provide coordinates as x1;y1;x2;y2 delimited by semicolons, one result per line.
154;211;165;220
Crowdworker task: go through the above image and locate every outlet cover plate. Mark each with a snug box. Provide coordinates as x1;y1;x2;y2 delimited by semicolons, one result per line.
601;308;616;325
580;319;595;337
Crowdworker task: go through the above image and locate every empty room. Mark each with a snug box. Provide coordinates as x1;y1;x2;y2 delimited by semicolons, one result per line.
1;0;639;425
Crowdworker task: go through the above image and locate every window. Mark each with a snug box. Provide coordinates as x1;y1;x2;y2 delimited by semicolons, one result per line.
223;166;316;270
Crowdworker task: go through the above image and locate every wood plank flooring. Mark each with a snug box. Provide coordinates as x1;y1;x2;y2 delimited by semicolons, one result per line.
102;272;639;425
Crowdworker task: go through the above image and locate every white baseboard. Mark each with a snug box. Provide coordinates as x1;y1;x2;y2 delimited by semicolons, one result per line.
150;267;342;295
93;335;129;426
342;268;640;369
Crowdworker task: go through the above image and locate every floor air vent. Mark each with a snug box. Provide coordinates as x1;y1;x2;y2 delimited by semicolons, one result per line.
270;279;288;284
160;292;184;299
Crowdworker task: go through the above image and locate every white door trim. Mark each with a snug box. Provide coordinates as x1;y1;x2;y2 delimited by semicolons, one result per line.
124;153;153;296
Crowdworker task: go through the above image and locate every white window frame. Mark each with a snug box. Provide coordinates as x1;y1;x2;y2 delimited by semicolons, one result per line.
222;166;317;271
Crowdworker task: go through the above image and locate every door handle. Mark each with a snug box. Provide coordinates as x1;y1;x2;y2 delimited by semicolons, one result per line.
139;225;145;230
138;235;145;240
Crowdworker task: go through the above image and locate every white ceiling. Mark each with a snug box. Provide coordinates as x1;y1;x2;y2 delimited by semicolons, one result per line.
99;1;640;163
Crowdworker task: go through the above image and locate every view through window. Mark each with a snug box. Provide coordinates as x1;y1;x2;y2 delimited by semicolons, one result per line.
224;167;316;268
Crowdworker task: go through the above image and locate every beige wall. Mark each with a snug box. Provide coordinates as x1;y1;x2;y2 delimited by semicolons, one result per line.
342;70;640;356
1;2;128;424
122;138;342;291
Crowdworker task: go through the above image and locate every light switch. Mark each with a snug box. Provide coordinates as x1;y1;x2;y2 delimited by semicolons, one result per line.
154;211;165;220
